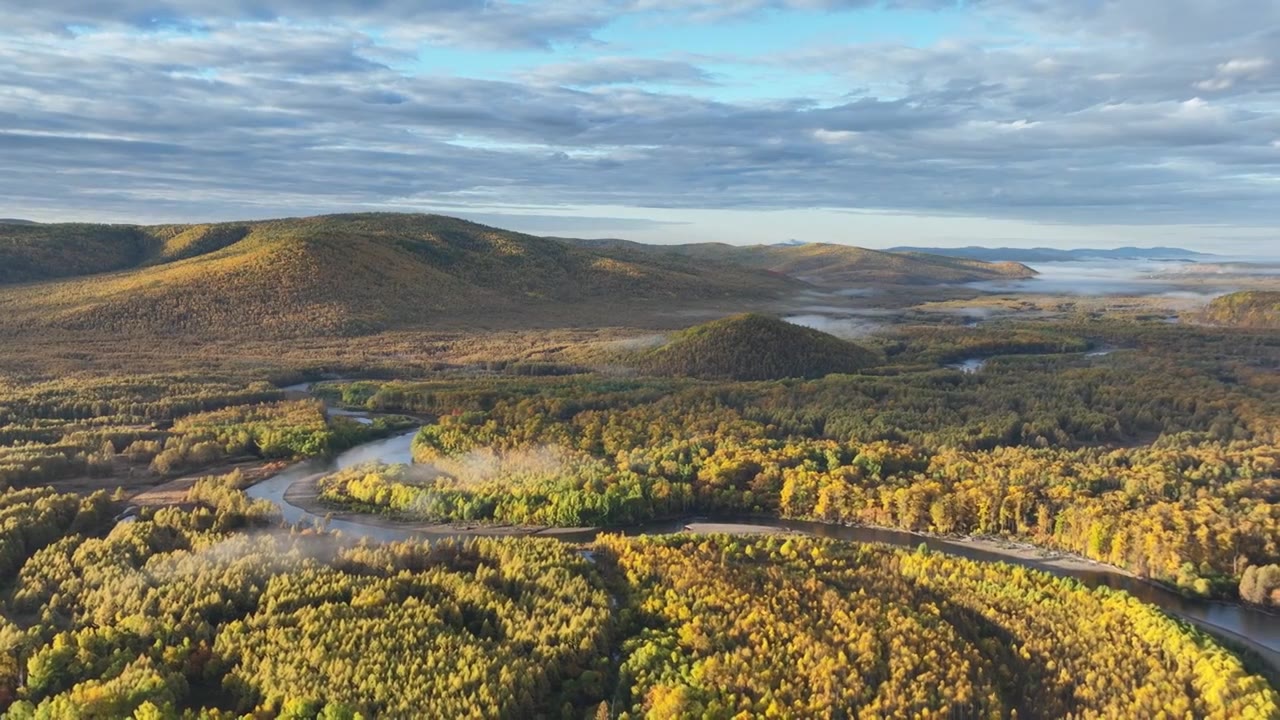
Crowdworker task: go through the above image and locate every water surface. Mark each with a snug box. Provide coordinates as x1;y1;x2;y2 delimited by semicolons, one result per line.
245;428;1280;663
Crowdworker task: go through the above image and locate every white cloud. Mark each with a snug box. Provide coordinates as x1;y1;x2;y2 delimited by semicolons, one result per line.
1220;57;1272;75
0;0;1278;232
1196;56;1272;91
812;129;860;143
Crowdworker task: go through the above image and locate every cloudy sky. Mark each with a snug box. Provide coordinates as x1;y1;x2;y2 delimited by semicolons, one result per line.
3;0;1279;252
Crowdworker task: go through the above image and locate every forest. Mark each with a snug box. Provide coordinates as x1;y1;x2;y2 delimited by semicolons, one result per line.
0;373;413;492
0;292;1277;717
0;479;1274;719
309;320;1280;600
634;314;879;380
4;318;1270;606
1204;291;1280;329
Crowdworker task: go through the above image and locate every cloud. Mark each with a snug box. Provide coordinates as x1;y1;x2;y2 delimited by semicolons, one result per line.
0;0;1277;230
9;1;611;50
977;0;1280;45
1196;57;1273;91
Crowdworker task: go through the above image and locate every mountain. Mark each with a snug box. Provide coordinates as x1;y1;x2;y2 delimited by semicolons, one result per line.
1201;291;1280;329
887;246;1213;262
565;239;1035;285
0;218;37;225
754;244;1034;285
637;313;879;380
0;223;157;283
0;214;796;337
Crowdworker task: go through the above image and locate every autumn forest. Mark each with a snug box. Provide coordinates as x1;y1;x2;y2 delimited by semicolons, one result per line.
0;215;1278;718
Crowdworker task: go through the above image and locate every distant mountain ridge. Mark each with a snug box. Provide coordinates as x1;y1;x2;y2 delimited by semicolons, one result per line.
886;246;1213;262
565;238;1036;285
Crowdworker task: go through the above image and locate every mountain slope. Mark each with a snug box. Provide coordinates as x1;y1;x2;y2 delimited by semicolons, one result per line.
0;223;158;283
638;313;879;380
0;214;796;337
888;245;1212;262
1201;291;1280;329
758;244;1033;284
565;238;1035;285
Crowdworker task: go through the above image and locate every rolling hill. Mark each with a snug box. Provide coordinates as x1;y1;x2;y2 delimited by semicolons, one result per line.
637;313;879;380
888;245;1213;262
0;214;1041;340
0;223;158;283
0;214;797;337
756;244;1034;285
566;238;1035;285
1201;291;1280;329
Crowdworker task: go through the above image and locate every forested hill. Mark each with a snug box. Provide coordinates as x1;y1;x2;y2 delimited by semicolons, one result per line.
1202;291;1280;329
887;245;1212;262
638;313;879;380
565;237;1036;285
0;224;159;284
0;214;796;337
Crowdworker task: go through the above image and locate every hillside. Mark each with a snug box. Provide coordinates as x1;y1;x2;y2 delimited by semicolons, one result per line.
638;313;878;380
759;244;1033;285
888;245;1212;262
1202;291;1280;328
0;214;796;337
0;223;158;283
566;238;1035;285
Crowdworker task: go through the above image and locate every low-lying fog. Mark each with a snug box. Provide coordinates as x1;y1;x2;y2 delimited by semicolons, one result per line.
782;314;885;339
969;258;1279;297
775;256;1280;339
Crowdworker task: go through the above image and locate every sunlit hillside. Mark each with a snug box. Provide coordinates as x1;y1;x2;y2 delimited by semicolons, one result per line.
765;244;1034;284
638;313;879;380
0;214;796;337
1203;291;1280;329
566;238;1037;285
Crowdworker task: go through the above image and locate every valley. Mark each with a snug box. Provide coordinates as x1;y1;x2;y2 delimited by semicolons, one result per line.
1;213;1278;718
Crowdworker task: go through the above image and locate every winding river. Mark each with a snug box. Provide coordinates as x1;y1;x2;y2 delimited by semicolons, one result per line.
247;420;1280;668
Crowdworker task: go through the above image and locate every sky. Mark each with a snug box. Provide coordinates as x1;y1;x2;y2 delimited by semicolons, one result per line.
2;0;1279;253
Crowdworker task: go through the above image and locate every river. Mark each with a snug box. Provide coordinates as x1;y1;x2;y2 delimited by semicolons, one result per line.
246;419;1280;667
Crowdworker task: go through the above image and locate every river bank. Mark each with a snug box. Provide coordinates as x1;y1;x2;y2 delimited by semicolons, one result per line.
245;442;1280;674
236;386;1280;673
275;449;1138;578
281;469;592;538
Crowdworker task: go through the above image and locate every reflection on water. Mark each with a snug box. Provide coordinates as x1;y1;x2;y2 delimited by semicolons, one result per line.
246;431;419;543
328;408;373;425
947;358;986;373
247;426;1280;661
